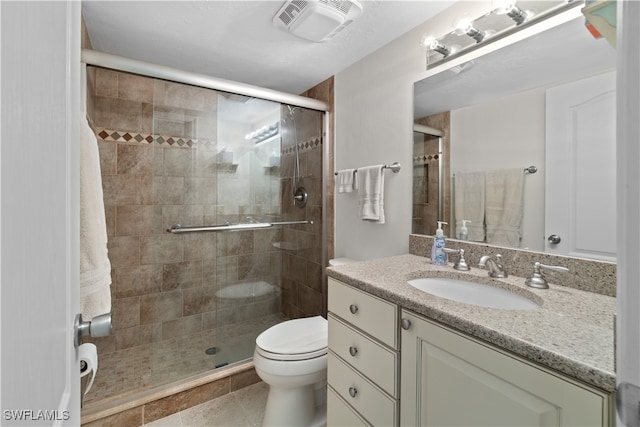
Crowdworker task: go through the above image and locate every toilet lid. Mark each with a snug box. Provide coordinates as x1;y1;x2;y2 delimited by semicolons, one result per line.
256;316;327;356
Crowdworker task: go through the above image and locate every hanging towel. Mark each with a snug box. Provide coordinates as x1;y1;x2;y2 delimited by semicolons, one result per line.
454;172;486;241
485;168;525;247
357;165;385;224
336;169;358;193
80;115;112;320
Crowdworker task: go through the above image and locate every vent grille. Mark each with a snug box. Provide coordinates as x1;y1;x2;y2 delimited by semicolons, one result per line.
319;0;353;14
278;0;309;26
277;0;355;28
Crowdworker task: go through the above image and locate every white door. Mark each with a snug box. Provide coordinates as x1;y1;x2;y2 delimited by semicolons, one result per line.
1;2;81;425
616;2;640;426
545;70;616;261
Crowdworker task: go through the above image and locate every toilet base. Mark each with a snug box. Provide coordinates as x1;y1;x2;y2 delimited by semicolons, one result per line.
262;384;326;427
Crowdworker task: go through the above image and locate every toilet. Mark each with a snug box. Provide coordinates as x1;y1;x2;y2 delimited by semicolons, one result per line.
254;315;328;427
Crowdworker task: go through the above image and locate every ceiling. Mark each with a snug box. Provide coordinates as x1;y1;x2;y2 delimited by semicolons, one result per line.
82;1;456;96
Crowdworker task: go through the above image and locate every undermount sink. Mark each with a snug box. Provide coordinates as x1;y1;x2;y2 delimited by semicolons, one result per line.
407;278;540;310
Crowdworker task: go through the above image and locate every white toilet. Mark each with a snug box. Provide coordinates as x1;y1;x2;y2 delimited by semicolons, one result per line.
254;315;328;427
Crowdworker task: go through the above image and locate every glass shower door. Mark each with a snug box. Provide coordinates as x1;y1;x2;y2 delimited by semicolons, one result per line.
211;93;285;367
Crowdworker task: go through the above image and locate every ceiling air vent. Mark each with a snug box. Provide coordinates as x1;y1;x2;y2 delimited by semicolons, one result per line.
273;0;363;42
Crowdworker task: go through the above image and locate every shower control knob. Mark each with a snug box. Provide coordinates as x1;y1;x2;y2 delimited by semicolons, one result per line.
349;346;358;357
547;234;562;245
348;387;358;398
349;304;358;314
401;318;412;330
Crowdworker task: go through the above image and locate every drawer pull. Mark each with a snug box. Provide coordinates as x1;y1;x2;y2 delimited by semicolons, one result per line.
401;318;412;330
349;346;358;357
349;304;359;314
348;387;358;398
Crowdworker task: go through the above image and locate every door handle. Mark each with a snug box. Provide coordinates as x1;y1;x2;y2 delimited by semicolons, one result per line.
547;234;561;244
74;312;112;347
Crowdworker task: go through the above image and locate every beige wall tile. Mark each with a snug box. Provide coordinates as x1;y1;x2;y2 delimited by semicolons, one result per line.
115;264;162;298
140;234;184;265
107;235;140;268
162;260;203;291
117;72;153;104
140;290;183;325
95;68;118;98
117;144;153;175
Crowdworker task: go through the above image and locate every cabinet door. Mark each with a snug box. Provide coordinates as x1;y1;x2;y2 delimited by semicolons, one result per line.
400;310;610;427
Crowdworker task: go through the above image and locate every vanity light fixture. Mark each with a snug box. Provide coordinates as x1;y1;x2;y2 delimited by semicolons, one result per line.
422;36;452;57
246;122;279;144
454;18;487;43
493;0;532;25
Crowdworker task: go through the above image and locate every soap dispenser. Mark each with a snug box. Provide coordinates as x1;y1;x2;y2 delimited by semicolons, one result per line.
459;220;470;240
431;221;448;265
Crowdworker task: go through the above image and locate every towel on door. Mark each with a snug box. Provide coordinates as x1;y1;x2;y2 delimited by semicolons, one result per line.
454;171;486;241
357;165;385;224
80;115;112;320
485;168;525;247
336;169;357;193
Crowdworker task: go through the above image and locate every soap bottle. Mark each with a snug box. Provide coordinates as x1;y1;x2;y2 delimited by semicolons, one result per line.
459;220;470;241
431;221;448;265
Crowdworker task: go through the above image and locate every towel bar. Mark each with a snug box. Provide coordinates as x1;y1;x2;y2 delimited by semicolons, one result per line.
334;162;401;175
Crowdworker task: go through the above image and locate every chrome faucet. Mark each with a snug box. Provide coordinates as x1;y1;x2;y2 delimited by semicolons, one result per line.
478;254;507;278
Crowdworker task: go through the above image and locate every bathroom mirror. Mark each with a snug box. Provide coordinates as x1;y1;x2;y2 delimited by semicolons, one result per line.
413;13;616;258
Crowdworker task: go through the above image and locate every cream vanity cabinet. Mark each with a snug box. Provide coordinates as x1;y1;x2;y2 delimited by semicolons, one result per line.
400;309;614;427
327;278;400;426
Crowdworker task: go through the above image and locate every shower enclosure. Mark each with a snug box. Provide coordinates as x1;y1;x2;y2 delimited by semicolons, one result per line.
82;61;326;407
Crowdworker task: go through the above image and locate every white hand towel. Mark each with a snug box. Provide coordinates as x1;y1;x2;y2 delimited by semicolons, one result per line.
485;168;525;247
336;169;357;193
454;172;486;241
80;115;112;320
357;165;385;224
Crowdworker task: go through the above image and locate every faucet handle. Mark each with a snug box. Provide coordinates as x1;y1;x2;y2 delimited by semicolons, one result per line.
525;262;569;289
444;248;470;271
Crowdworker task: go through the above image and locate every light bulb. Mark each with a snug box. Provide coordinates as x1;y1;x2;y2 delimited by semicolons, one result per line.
493;0;531;25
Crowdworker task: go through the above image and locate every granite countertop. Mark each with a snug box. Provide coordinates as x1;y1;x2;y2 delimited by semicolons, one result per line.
326;254;616;393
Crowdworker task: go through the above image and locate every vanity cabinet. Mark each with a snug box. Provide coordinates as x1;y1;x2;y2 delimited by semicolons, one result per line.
327;278;399;426
400;309;613;427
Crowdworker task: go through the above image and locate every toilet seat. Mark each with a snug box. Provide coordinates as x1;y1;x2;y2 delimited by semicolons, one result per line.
256;316;328;361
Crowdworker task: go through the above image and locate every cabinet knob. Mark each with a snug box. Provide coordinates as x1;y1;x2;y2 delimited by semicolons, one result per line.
349;346;358;357
348;387;358;398
401;318;412;330
349;304;358;314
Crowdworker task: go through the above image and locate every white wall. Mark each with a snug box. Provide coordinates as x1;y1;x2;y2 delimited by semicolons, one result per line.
450;88;546;251
334;1;493;260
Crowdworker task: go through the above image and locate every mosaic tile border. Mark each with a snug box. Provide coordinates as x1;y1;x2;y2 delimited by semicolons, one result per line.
95;127;322;155
95;127;216;150
282;137;323;155
413;152;441;165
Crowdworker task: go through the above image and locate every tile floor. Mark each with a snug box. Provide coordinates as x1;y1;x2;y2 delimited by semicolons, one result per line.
145;381;269;427
85;313;286;405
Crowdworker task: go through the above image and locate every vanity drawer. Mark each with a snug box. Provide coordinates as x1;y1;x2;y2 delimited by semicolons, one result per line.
328;352;398;426
328;313;399;397
328;278;398;348
327;386;371;427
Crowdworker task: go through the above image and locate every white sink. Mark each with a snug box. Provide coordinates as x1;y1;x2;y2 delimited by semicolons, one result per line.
407;278;539;310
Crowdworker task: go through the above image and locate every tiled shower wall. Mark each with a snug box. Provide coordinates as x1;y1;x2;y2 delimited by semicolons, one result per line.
278;106;324;319
85;67;284;360
413;112;450;236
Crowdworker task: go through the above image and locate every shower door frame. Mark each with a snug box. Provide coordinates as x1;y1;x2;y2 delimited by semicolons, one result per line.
81;48;330;393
